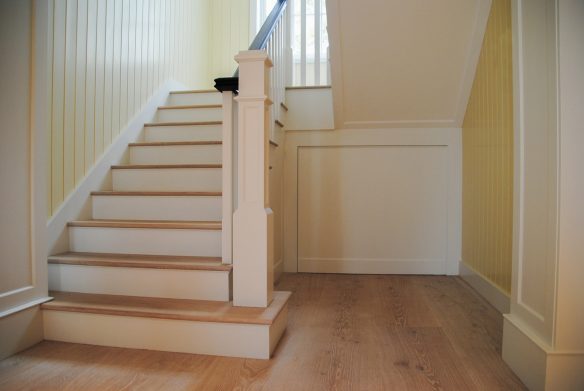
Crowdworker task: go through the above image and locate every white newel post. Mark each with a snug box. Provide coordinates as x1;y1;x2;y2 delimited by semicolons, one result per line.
233;50;274;308
221;91;233;264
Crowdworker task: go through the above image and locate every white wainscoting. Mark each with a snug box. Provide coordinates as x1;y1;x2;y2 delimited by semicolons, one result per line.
284;127;461;275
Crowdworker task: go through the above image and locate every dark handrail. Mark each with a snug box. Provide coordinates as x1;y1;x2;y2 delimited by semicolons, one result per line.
214;0;287;93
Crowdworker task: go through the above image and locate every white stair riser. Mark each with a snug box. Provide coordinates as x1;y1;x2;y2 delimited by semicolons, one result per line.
112;168;222;192
130;145;222;165
48;264;230;301
69;227;221;256
93;195;222;221
166;92;222;106
144;125;222;142
156;107;222;123
43;308;288;359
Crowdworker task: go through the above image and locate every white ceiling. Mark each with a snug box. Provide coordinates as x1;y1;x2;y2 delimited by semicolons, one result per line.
326;0;492;128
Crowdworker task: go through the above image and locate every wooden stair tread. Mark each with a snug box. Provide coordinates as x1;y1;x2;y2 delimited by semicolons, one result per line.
67;220;222;230
111;164;222;169
42;291;292;325
129;141;222;147
48;252;230;271
158;104;222;110
275;119;285;128
280;102;289;111
91;191;222;197
169;89;218;94
144;121;222;127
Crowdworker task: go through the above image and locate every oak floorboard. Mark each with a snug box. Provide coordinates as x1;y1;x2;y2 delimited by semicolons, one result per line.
0;274;527;391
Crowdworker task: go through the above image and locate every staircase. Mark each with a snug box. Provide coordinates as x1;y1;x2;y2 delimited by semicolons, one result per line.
42;90;290;359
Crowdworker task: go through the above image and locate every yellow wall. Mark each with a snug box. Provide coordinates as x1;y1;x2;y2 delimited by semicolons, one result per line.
209;0;251;81
47;0;211;215
462;0;513;294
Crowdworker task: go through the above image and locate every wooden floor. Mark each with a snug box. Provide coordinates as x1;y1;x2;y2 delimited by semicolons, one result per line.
0;274;526;391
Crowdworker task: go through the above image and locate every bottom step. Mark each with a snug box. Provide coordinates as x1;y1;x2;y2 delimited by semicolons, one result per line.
42;291;291;359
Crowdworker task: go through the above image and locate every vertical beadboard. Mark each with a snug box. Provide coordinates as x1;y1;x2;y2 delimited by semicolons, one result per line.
462;0;513;294
209;0;251;80
48;0;211;216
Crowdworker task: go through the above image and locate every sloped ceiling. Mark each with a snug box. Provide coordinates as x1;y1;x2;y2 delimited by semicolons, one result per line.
326;0;492;128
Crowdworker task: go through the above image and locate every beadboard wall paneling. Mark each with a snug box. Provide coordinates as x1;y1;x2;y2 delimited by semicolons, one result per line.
462;0;513;294
47;0;211;216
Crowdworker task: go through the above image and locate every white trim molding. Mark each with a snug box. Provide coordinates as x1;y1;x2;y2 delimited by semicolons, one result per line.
503;315;584;391
284;127;461;275
459;261;510;314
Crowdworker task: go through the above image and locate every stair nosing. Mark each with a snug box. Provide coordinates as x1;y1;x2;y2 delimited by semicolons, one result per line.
91;191;222;197
111;164;222;170
129;141;222;147
48;252;231;271
42;291;292;326
169;89;218;94
67;220;222;230
143;121;222;127
157;104;222;110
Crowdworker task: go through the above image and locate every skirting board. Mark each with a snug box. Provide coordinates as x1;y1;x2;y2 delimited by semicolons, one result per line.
459;261;510;313
46;79;186;255
0;305;44;361
503;315;584;391
298;258;447;275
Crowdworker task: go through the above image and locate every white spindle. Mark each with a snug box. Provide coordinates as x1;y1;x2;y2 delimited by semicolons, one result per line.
300;0;306;85
314;0;320;85
221;91;234;264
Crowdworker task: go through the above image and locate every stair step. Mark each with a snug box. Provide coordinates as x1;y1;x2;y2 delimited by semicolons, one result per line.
144;121;222;142
92;192;222;221
48;252;228;271
43;291;290;325
91;191;222;196
167;90;222;106
48;253;231;301
155;105;222;123
128;142;222;165
68;220;221;256
42;291;291;358
129;141;222;147
68;219;221;230
111;164;221;170
111;164;222;192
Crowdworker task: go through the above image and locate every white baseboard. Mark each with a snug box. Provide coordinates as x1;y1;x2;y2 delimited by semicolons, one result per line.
0;305;44;360
47;80;186;255
503;315;584;391
459;261;510;313
298;258;447;275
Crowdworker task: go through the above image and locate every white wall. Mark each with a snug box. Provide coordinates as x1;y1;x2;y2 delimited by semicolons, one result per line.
0;0;50;359
326;0;491;129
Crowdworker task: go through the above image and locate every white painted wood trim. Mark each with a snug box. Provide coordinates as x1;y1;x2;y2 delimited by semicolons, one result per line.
503;314;584;391
233;51;274;307
325;0;345;129
453;0;493;126
459;261;510;314
283;127;462;275
0;296;52;319
222;91;234;264
0;305;44;361
44;310;277;359
1;0;51;316
47;80;185;255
